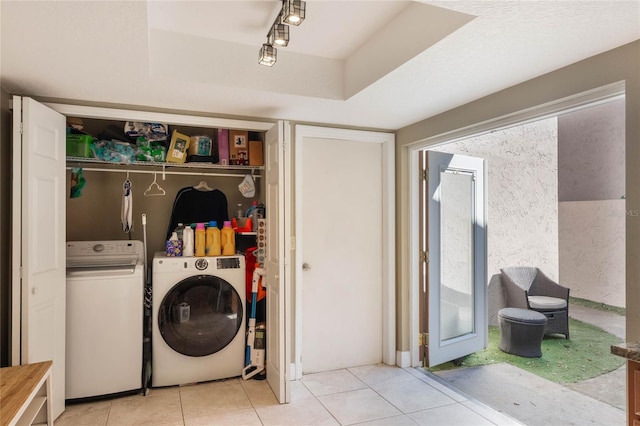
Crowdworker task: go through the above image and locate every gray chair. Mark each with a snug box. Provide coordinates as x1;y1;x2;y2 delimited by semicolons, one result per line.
500;266;570;339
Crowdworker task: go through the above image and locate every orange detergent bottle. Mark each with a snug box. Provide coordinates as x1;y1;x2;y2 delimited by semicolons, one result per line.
206;221;221;256
221;220;235;256
195;222;206;257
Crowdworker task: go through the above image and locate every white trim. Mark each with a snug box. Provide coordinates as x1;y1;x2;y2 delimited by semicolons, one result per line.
43;102;275;132
396;350;411;368
293;125;396;376
407;81;625;150
406;82;626;368
11;96;23;366
408;147;421;367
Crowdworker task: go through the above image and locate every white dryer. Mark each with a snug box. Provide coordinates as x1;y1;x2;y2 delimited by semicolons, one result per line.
152;253;246;387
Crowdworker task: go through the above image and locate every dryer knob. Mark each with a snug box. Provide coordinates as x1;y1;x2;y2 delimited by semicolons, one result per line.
194;258;209;271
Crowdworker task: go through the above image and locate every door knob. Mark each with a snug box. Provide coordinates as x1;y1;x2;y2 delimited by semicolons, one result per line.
302;263;311;271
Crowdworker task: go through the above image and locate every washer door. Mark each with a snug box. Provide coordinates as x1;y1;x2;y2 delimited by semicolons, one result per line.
158;274;243;357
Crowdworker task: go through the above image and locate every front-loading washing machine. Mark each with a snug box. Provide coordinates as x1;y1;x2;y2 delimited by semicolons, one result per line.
152;253;245;387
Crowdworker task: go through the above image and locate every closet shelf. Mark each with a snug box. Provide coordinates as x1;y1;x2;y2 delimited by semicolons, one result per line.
66;156;264;178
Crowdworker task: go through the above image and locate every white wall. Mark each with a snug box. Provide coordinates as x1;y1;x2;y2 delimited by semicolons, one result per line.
435;117;559;281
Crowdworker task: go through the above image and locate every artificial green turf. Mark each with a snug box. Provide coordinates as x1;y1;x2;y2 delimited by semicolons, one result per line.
428;318;624;384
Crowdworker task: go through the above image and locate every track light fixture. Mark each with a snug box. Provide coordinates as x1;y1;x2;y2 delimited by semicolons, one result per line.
282;0;306;26
270;23;290;47
258;43;277;67
258;0;306;67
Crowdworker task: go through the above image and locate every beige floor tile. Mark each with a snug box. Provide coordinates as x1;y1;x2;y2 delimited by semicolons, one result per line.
355;414;419;426
256;396;339;425
290;379;315;401
184;408;262;426
180;379;252;419
107;392;183;426
240;378;279;407
318;388;402;425
301;369;367;396
372;376;456;413
147;386;181;396
55;400;111;426
408;403;495;426
348;364;415;388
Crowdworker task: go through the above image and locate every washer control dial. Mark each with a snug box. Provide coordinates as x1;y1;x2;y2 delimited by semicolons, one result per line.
194;258;209;271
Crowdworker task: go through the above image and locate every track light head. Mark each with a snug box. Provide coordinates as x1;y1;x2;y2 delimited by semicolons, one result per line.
258;43;277;67
270;23;290;47
283;0;305;26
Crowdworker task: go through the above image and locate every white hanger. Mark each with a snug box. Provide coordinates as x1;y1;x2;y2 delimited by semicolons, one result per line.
144;170;166;196
193;180;213;191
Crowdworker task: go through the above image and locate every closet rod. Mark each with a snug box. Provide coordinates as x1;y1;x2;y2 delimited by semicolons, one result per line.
65;166;261;179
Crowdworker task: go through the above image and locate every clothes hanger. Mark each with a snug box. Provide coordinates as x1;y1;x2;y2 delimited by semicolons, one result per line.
144;170;166;196
193;180;213;191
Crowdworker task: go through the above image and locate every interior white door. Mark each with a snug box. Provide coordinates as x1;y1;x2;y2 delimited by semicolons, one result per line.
422;151;487;367
297;126;394;374
265;121;290;403
12;96;67;418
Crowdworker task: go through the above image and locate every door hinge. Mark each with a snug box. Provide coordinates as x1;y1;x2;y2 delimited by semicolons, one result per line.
290;236;296;250
420;251;429;264
422;168;428;181
419;332;429;347
19;122;23;134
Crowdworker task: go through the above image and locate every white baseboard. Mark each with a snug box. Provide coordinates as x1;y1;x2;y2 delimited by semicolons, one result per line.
396;350;411;368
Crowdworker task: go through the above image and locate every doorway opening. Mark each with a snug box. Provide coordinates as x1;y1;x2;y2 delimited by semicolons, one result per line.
409;87;626;418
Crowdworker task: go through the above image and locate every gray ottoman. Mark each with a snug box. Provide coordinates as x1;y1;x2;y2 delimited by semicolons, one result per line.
498;308;548;358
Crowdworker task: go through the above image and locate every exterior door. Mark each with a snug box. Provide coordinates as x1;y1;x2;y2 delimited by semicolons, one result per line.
295;126;395;374
420;151;487;367
265;121;290;403
11;96;66;418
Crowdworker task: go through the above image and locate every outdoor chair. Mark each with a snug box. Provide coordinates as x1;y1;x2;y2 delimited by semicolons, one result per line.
500;266;570;339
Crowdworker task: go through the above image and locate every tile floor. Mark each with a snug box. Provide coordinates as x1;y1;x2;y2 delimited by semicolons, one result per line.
55;364;520;425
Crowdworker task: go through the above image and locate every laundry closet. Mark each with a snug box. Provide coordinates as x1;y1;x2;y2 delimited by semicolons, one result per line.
11;97;286;419
65;117;267;262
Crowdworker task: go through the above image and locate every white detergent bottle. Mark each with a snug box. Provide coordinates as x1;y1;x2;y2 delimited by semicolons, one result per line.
183;224;195;256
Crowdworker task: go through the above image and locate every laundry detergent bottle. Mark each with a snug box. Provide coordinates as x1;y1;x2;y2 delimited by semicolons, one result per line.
221;220;235;256
195;222;206;257
183;224;195;257
206;221;221;256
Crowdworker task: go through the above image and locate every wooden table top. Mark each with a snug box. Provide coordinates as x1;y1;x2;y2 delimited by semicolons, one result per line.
0;361;52;425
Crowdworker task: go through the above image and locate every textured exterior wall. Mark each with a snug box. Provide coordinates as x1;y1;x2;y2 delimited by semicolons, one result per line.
558;98;625;202
435;117;559;281
557;99;625;307
559;200;625;307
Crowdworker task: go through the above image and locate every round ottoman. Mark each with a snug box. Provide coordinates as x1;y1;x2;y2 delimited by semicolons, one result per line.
498;308;548;358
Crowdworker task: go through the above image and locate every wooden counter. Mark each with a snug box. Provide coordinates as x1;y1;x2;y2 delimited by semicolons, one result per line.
0;361;53;426
612;343;640;426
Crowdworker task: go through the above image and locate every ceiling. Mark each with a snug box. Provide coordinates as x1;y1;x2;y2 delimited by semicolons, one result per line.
1;1;639;131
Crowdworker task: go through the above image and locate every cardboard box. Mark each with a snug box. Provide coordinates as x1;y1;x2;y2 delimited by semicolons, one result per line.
229;130;249;165
249;140;264;166
217;129;229;165
188;135;212;156
167;130;190;163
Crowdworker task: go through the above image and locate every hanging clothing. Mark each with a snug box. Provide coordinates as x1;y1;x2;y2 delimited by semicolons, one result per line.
166;187;229;239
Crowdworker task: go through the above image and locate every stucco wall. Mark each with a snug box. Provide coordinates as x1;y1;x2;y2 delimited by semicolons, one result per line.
435;117;559;281
559;200;625;307
557;99;626;308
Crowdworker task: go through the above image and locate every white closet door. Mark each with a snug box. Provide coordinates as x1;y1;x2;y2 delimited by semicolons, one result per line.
265;121;291;403
12;96;67;418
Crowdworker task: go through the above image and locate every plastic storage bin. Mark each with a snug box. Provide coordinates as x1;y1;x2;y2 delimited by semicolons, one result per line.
66;134;93;158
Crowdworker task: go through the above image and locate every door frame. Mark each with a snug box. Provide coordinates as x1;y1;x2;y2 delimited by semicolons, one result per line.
407;81;626;367
292;125;395;379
